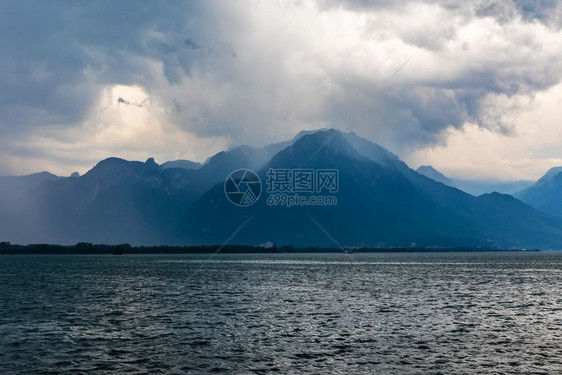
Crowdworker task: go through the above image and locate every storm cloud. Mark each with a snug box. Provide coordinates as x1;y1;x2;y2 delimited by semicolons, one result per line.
1;0;562;177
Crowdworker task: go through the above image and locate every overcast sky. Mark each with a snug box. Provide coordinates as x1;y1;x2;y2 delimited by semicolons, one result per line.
1;0;562;180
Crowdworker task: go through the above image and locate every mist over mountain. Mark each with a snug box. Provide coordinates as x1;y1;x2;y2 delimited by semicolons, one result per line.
415;165;534;196
0;171;61;188
452;179;534;196
1;129;561;249
0;171;63;245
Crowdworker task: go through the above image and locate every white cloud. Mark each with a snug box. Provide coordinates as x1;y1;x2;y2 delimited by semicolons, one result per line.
2;84;228;176
408;82;562;180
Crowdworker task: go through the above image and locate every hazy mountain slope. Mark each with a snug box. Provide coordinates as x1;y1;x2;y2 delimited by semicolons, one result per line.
0;158;201;245
0;172;62;244
191;130;320;193
416;166;454;186
515;167;562;217
411;164;533;196
452;179;534;196
0;170;60;185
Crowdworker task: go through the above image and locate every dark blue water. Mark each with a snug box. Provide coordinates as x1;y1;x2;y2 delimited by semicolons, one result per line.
1;252;562;374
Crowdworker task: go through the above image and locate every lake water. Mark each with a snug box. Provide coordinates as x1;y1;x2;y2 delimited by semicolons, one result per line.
1;252;562;374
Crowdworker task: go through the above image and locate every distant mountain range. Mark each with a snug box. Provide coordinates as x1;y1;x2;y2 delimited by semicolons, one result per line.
416;166;533;196
1;129;562;249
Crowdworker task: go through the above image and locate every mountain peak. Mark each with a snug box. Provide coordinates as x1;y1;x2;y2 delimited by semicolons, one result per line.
86;157;163;182
537;166;562;184
417;165;438;172
416;165;454;186
274;128;410;172
514;166;562;217
293;128;331;139
266;128;370;170
161;159;202;170
290;129;357;155
95;157;128;167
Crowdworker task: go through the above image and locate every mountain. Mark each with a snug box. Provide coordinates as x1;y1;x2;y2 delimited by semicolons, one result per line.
190;130;322;191
2;129;562;249
0;171;62;245
0;137;299;245
0;158;202;245
0;171;60;189
161;159;202;170
515;167;562;217
414;166;533;196
175;129;562;249
452;179;534;196
0;133;299;245
177;129;438;247
416;166;454;186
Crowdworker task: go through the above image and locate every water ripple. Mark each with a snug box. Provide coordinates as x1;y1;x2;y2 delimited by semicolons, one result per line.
1;252;562;373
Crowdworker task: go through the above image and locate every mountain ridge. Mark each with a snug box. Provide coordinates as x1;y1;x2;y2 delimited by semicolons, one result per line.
1;129;562;249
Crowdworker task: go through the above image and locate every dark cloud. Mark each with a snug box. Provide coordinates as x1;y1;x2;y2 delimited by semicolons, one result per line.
315;0;468;12
117;97;151;107
320;0;562;28
0;1;209;134
184;38;201;50
477;0;559;25
1;0;562;174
